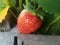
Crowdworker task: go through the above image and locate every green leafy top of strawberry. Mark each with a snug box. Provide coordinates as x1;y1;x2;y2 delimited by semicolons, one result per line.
23;1;44;20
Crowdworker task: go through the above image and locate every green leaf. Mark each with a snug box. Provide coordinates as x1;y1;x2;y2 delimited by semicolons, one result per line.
0;0;10;23
39;13;60;35
8;0;16;7
46;14;60;32
3;0;9;6
32;0;60;14
47;19;60;35
0;6;10;23
0;0;9;11
0;0;6;11
41;0;60;14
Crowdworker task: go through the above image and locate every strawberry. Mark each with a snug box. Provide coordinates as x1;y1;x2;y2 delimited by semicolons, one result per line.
17;9;42;34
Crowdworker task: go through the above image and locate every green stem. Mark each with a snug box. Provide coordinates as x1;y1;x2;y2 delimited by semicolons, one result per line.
9;9;17;19
25;0;29;5
35;5;40;12
46;15;60;32
19;0;22;10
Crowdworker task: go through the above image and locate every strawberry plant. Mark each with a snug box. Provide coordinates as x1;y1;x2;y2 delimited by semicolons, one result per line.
17;0;60;35
0;0;60;35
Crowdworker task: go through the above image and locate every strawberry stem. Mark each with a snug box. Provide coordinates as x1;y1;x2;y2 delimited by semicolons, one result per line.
19;0;22;10
35;5;40;12
25;0;29;5
9;9;17;19
45;14;60;33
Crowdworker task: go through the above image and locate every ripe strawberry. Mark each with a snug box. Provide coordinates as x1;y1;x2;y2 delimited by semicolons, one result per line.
17;9;42;34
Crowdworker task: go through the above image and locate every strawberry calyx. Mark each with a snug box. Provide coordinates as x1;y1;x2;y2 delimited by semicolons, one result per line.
23;3;43;21
24;8;43;21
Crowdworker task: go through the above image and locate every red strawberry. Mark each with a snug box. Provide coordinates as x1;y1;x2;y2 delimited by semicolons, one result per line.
17;9;42;34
